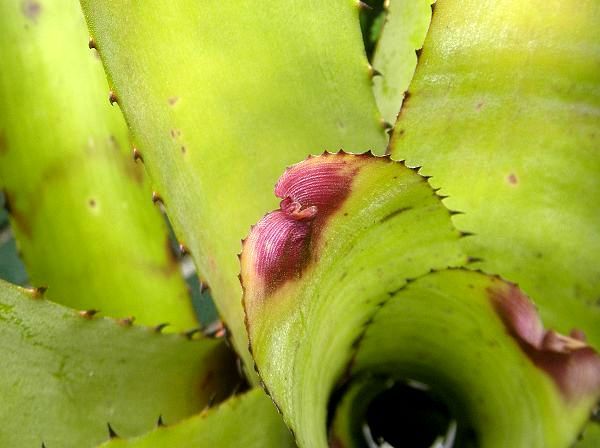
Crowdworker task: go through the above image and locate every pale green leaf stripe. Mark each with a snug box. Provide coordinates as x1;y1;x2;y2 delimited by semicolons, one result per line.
98;388;295;448
79;0;387;377
0;279;236;448
0;0;197;330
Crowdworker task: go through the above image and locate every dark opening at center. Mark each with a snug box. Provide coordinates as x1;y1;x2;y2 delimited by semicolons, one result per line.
363;381;453;448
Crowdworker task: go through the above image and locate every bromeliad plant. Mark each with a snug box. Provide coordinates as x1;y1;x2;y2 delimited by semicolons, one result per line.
0;0;598;447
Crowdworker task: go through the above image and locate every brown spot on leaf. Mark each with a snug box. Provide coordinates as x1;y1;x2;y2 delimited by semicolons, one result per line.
21;0;41;21
507;173;518;185
168;96;179;106
489;283;600;401
88;198;96;208
476;101;485;111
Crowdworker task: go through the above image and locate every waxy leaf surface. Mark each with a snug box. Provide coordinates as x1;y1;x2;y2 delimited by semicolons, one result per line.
372;0;435;123
389;0;600;347
242;153;466;446
0;280;237;448
241;153;600;447
79;0;387;376
0;0;197;330
98;388;294;448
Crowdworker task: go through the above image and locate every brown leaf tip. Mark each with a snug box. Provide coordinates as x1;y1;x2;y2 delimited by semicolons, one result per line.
489;283;600;401
152;191;163;205
132;147;144;163
117;316;135;326
203;320;226;338
79;309;99;319
28;286;47;298
154;322;169;333
108;91;118;105
107;422;119;439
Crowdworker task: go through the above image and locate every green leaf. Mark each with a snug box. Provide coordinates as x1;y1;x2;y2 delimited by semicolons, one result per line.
241;152;466;446
0;0;197;330
240;153;600;447
0;279;237;448
371;0;435;123
97;388;294;448
388;0;600;346
346;269;598;447
79;0;388;376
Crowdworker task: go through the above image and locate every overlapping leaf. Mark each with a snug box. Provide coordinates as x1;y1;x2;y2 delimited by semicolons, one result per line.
98;388;294;448
241;153;600;447
0;0;197;330
242;152;465;446
371;0;435;123
79;0;388;375
388;0;600;346
0;279;237;448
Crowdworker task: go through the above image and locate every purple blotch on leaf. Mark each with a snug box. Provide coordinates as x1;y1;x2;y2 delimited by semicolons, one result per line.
246;153;362;294
489;283;600;401
21;0;41;21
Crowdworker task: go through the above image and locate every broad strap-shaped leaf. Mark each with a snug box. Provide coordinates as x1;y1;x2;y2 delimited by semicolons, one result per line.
79;0;387;376
388;0;600;346
343;269;600;447
97;388;294;448
0;0;197;330
241;153;600;447
0;279;237;448
371;0;435;123
241;152;466;446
